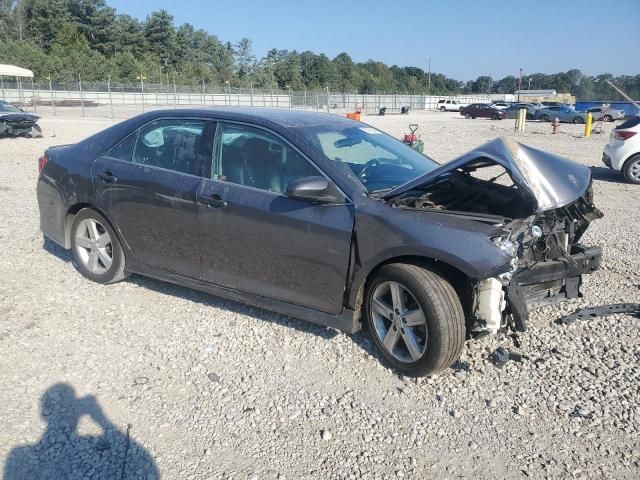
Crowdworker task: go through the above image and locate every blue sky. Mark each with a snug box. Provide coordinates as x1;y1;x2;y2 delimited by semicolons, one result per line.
108;0;640;81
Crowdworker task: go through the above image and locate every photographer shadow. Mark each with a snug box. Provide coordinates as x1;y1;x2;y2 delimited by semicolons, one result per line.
4;383;158;480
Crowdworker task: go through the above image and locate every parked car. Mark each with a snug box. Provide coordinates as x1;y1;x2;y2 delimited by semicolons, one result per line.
37;108;602;376
491;102;511;110
436;99;464;112
460;103;506;120
535;106;586;124
602;115;640;184
586;106;625;122
503;103;540;119
0;100;42;138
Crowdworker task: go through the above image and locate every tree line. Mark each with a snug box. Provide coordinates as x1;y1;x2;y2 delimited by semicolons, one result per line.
0;0;638;100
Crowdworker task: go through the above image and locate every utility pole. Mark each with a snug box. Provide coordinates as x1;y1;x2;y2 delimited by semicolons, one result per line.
518;68;523;102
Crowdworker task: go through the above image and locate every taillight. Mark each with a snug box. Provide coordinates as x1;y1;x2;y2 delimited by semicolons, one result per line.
38;155;48;173
614;130;637;141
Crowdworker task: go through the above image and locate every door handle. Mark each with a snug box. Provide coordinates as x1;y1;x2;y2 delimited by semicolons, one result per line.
205;194;228;208
97;171;118;183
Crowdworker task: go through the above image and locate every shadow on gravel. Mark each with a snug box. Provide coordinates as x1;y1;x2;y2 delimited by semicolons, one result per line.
3;383;158;480
590;166;628;184
43;236;73;263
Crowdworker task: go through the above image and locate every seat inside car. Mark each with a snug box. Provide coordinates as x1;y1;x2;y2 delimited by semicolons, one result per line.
222;136;283;192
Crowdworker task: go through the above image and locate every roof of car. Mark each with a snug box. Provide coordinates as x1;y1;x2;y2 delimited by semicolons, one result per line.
145;107;357;128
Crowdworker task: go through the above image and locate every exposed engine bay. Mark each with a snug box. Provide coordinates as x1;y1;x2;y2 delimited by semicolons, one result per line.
385;139;603;337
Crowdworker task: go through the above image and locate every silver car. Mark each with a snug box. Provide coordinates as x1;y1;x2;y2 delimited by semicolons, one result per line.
535;106;587;124
586;106;625;122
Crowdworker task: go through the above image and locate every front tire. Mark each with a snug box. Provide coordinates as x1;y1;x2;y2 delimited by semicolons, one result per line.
623;155;640;184
604;115;613;122
440;106;446;112
491;113;498;120
573;116;584;124
70;208;127;284
464;113;471;119
540;114;549;122
365;264;466;377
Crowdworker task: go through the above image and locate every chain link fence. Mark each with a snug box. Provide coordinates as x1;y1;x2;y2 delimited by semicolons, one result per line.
0;79;491;118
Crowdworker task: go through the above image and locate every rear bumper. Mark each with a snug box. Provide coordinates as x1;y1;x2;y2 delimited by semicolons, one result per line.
507;245;602;331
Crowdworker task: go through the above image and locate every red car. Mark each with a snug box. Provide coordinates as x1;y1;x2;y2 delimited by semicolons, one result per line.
460;103;506;120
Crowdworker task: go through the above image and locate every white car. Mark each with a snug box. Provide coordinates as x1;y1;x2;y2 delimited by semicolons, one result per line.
491;102;511;110
436;99;465;112
602;116;640;184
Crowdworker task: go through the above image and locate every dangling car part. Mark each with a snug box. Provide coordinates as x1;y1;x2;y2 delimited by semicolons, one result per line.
0;100;42;138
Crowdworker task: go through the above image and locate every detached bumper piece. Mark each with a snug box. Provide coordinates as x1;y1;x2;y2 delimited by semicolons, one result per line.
507;245;602;331
558;303;640;325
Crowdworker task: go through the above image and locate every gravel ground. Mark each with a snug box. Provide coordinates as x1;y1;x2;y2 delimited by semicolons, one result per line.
1;110;638;479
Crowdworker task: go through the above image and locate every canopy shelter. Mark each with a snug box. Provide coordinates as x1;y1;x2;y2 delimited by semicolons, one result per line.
0;64;34;107
0;64;34;77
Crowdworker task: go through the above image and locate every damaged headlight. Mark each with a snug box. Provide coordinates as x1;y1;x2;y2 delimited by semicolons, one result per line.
531;225;543;238
492;237;520;257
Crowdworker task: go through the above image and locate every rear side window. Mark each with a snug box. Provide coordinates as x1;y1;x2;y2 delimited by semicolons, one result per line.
133;119;207;176
106;132;137;161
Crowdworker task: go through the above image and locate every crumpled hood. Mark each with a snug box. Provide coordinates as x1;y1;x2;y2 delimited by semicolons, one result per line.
0;112;39;123
383;137;592;212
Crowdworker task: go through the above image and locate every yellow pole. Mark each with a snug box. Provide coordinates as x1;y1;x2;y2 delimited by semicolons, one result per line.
585;113;592;138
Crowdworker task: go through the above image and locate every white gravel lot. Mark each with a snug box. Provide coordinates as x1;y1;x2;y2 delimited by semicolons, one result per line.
1;110;638;479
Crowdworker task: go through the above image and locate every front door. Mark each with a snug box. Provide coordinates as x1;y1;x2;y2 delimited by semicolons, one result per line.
92;118;213;278
197;122;354;314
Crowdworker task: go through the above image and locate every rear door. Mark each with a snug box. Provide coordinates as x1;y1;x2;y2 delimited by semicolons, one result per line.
196;121;354;314
92;118;213;278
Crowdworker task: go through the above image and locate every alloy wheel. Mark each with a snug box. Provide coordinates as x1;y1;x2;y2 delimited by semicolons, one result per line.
370;281;428;363
74;218;113;275
628;158;640;182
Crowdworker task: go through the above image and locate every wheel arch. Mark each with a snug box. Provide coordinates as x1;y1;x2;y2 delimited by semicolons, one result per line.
64;203;119;249
349;255;474;325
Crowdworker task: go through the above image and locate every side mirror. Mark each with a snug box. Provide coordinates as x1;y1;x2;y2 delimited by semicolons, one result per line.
285;176;340;203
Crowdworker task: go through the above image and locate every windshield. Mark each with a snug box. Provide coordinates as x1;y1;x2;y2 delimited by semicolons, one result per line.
297;124;439;193
0;102;21;113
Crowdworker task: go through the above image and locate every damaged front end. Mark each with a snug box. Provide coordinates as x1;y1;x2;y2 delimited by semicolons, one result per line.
386;137;603;336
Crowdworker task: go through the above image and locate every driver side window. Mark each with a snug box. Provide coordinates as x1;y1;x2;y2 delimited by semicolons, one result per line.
215;123;320;194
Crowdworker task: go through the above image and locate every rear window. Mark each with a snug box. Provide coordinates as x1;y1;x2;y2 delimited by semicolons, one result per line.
616;116;640;130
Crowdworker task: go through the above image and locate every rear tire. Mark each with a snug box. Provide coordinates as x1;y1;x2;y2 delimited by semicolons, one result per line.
70;208;128;284
440;106;446;112
573;116;584;124
604;115;613;122
623;154;640;184
540;114;549;122
464;113;471;119
364;263;466;377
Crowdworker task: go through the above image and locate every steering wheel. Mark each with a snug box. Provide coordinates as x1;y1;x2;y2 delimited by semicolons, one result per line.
358;159;380;180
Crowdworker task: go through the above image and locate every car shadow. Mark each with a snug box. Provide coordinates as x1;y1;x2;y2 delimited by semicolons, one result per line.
43;236;73;262
3;383;159;480
590;166;628;184
128;274;340;341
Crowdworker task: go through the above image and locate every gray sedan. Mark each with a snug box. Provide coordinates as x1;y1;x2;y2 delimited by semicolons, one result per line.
535;106;587;124
586;106;625;122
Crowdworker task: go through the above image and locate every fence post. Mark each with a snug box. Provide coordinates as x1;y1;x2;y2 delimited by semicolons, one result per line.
107;75;113;118
49;76;56;116
316;91;319;112
173;75;177;108
30;78;36;113
250;83;254;106
140;76;145;113
78;74;85;117
304;90;307;110
326;86;330;113
0;76;4;101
